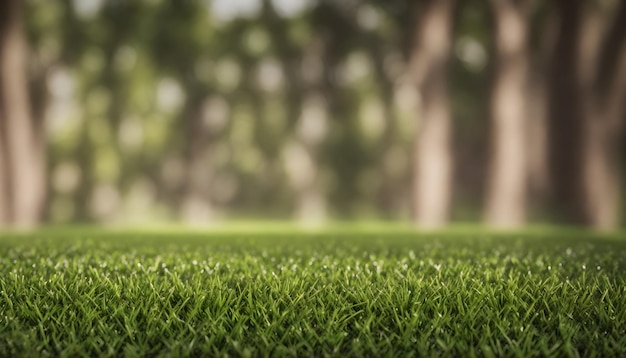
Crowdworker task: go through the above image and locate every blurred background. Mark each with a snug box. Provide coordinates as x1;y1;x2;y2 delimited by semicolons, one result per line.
0;0;624;230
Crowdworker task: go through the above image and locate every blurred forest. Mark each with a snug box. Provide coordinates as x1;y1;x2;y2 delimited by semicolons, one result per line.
0;0;625;229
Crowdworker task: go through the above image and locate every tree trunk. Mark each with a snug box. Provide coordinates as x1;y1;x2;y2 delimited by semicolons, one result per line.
526;4;556;218
582;109;624;229
484;0;530;228
410;0;455;229
581;0;626;229
549;0;626;229
548;0;588;225
0;0;46;227
526;72;549;207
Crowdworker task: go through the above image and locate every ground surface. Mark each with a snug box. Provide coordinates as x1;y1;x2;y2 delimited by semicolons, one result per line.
0;230;625;356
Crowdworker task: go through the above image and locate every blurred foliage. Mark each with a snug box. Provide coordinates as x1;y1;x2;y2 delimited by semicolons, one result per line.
22;0;624;225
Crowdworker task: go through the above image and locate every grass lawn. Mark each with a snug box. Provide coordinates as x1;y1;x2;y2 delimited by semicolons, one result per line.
1;230;625;356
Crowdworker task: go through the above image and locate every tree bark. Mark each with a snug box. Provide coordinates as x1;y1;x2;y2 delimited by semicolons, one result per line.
0;0;46;227
526;71;549;206
410;0;455;229
581;0;626;229
526;3;556;217
549;0;626;229
548;0;588;225
484;0;530;228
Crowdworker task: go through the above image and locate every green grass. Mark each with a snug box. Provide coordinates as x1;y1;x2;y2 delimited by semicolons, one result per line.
1;231;625;356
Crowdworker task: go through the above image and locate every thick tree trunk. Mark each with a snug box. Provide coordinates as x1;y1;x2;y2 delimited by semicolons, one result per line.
526;74;549;205
581;0;626;229
484;0;530;228
548;0;588;225
410;0;455;229
583;110;624;229
0;0;46;227
526;5;555;217
549;0;626;229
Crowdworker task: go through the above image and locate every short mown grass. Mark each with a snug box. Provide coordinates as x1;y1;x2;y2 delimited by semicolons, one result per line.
1;231;625;356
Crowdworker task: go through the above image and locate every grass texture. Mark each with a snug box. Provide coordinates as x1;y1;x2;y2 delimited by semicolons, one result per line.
1;231;625;356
